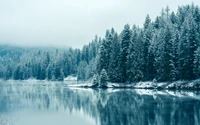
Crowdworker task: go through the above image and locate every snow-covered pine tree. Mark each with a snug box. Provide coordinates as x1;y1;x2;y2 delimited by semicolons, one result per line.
169;29;179;81
142;15;153;80
193;47;200;78
153;28;165;81
163;24;173;81
108;32;121;82
100;69;109;87
98;44;107;74
127;25;138;82
127;25;144;82
92;74;100;86
187;14;199;80
120;24;132;82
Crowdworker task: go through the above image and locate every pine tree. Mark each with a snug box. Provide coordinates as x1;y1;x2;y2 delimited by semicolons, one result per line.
143;15;153;80
108;33;121;82
76;49;81;65
144;14;151;29
120;24;132;82
147;40;156;81
103;30;113;71
170;11;177;25
77;61;88;80
193;47;200;78
46;65;52;80
170;30;179;81
98;44;107;74
13;66;21;80
127;26;144;82
187;14;198;80
178;13;198;80
154;16;160;29
100;69;109;87
92;74;100;86
163;24;173;81
153;28;165;81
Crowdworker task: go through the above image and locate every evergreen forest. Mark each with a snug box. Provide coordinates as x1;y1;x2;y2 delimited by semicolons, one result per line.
0;4;200;83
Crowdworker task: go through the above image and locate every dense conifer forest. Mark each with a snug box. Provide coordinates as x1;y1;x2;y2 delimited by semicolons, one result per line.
0;4;200;83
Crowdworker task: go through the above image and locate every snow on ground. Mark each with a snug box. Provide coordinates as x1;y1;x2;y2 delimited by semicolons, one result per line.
67;79;200;91
166;80;200;89
134;81;156;89
64;76;77;81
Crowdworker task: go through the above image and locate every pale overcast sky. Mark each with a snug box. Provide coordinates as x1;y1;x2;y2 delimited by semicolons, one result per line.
0;0;199;48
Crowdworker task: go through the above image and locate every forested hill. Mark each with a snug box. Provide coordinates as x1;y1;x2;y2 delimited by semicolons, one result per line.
0;39;101;80
1;4;200;83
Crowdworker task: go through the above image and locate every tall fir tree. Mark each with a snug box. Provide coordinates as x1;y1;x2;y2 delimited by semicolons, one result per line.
142;15;153;80
120;24;132;82
108;33;121;82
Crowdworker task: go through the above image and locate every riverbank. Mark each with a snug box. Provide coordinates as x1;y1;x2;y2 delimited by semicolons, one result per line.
67;79;200;90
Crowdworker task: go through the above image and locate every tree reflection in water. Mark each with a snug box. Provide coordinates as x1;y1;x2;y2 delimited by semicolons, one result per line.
0;81;200;125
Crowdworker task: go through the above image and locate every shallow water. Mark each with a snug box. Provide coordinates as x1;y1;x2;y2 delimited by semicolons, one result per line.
0;80;200;125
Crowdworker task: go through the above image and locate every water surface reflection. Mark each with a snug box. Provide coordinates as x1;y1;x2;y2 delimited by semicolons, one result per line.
0;81;200;125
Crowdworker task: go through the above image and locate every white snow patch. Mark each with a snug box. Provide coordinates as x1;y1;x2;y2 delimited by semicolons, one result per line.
64;76;77;81
134;81;156;89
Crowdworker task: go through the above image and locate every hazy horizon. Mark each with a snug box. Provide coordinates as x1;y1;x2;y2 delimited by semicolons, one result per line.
0;0;200;49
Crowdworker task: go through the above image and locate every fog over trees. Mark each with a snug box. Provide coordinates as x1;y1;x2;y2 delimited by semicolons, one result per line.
0;4;200;83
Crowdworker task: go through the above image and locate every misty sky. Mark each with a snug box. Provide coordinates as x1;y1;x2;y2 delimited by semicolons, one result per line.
0;0;199;48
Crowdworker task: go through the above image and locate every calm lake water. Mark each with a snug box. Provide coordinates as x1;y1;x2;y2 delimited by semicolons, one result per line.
0;80;200;125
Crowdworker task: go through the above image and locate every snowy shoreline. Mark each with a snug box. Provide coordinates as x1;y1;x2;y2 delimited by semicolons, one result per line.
67;79;200;90
1;78;200;90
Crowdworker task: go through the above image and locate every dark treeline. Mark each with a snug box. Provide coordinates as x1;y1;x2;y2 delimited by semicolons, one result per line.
0;4;200;83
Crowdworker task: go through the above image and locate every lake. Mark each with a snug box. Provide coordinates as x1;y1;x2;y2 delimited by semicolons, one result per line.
0;80;200;125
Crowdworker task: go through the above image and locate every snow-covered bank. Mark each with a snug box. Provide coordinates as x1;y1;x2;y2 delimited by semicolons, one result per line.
67;79;200;90
67;82;134;88
64;76;77;81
